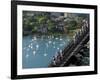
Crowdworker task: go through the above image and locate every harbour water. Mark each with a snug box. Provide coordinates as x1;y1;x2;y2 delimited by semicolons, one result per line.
22;34;71;68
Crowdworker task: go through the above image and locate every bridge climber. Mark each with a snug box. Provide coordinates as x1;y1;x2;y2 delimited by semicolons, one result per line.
49;19;89;67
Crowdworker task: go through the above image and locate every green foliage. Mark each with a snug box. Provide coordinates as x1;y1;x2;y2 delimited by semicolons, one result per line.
23;11;57;34
35;15;46;24
67;20;77;30
23;12;89;36
70;20;77;27
47;20;55;30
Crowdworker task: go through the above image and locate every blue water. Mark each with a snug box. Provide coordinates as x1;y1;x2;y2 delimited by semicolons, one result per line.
22;34;70;69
